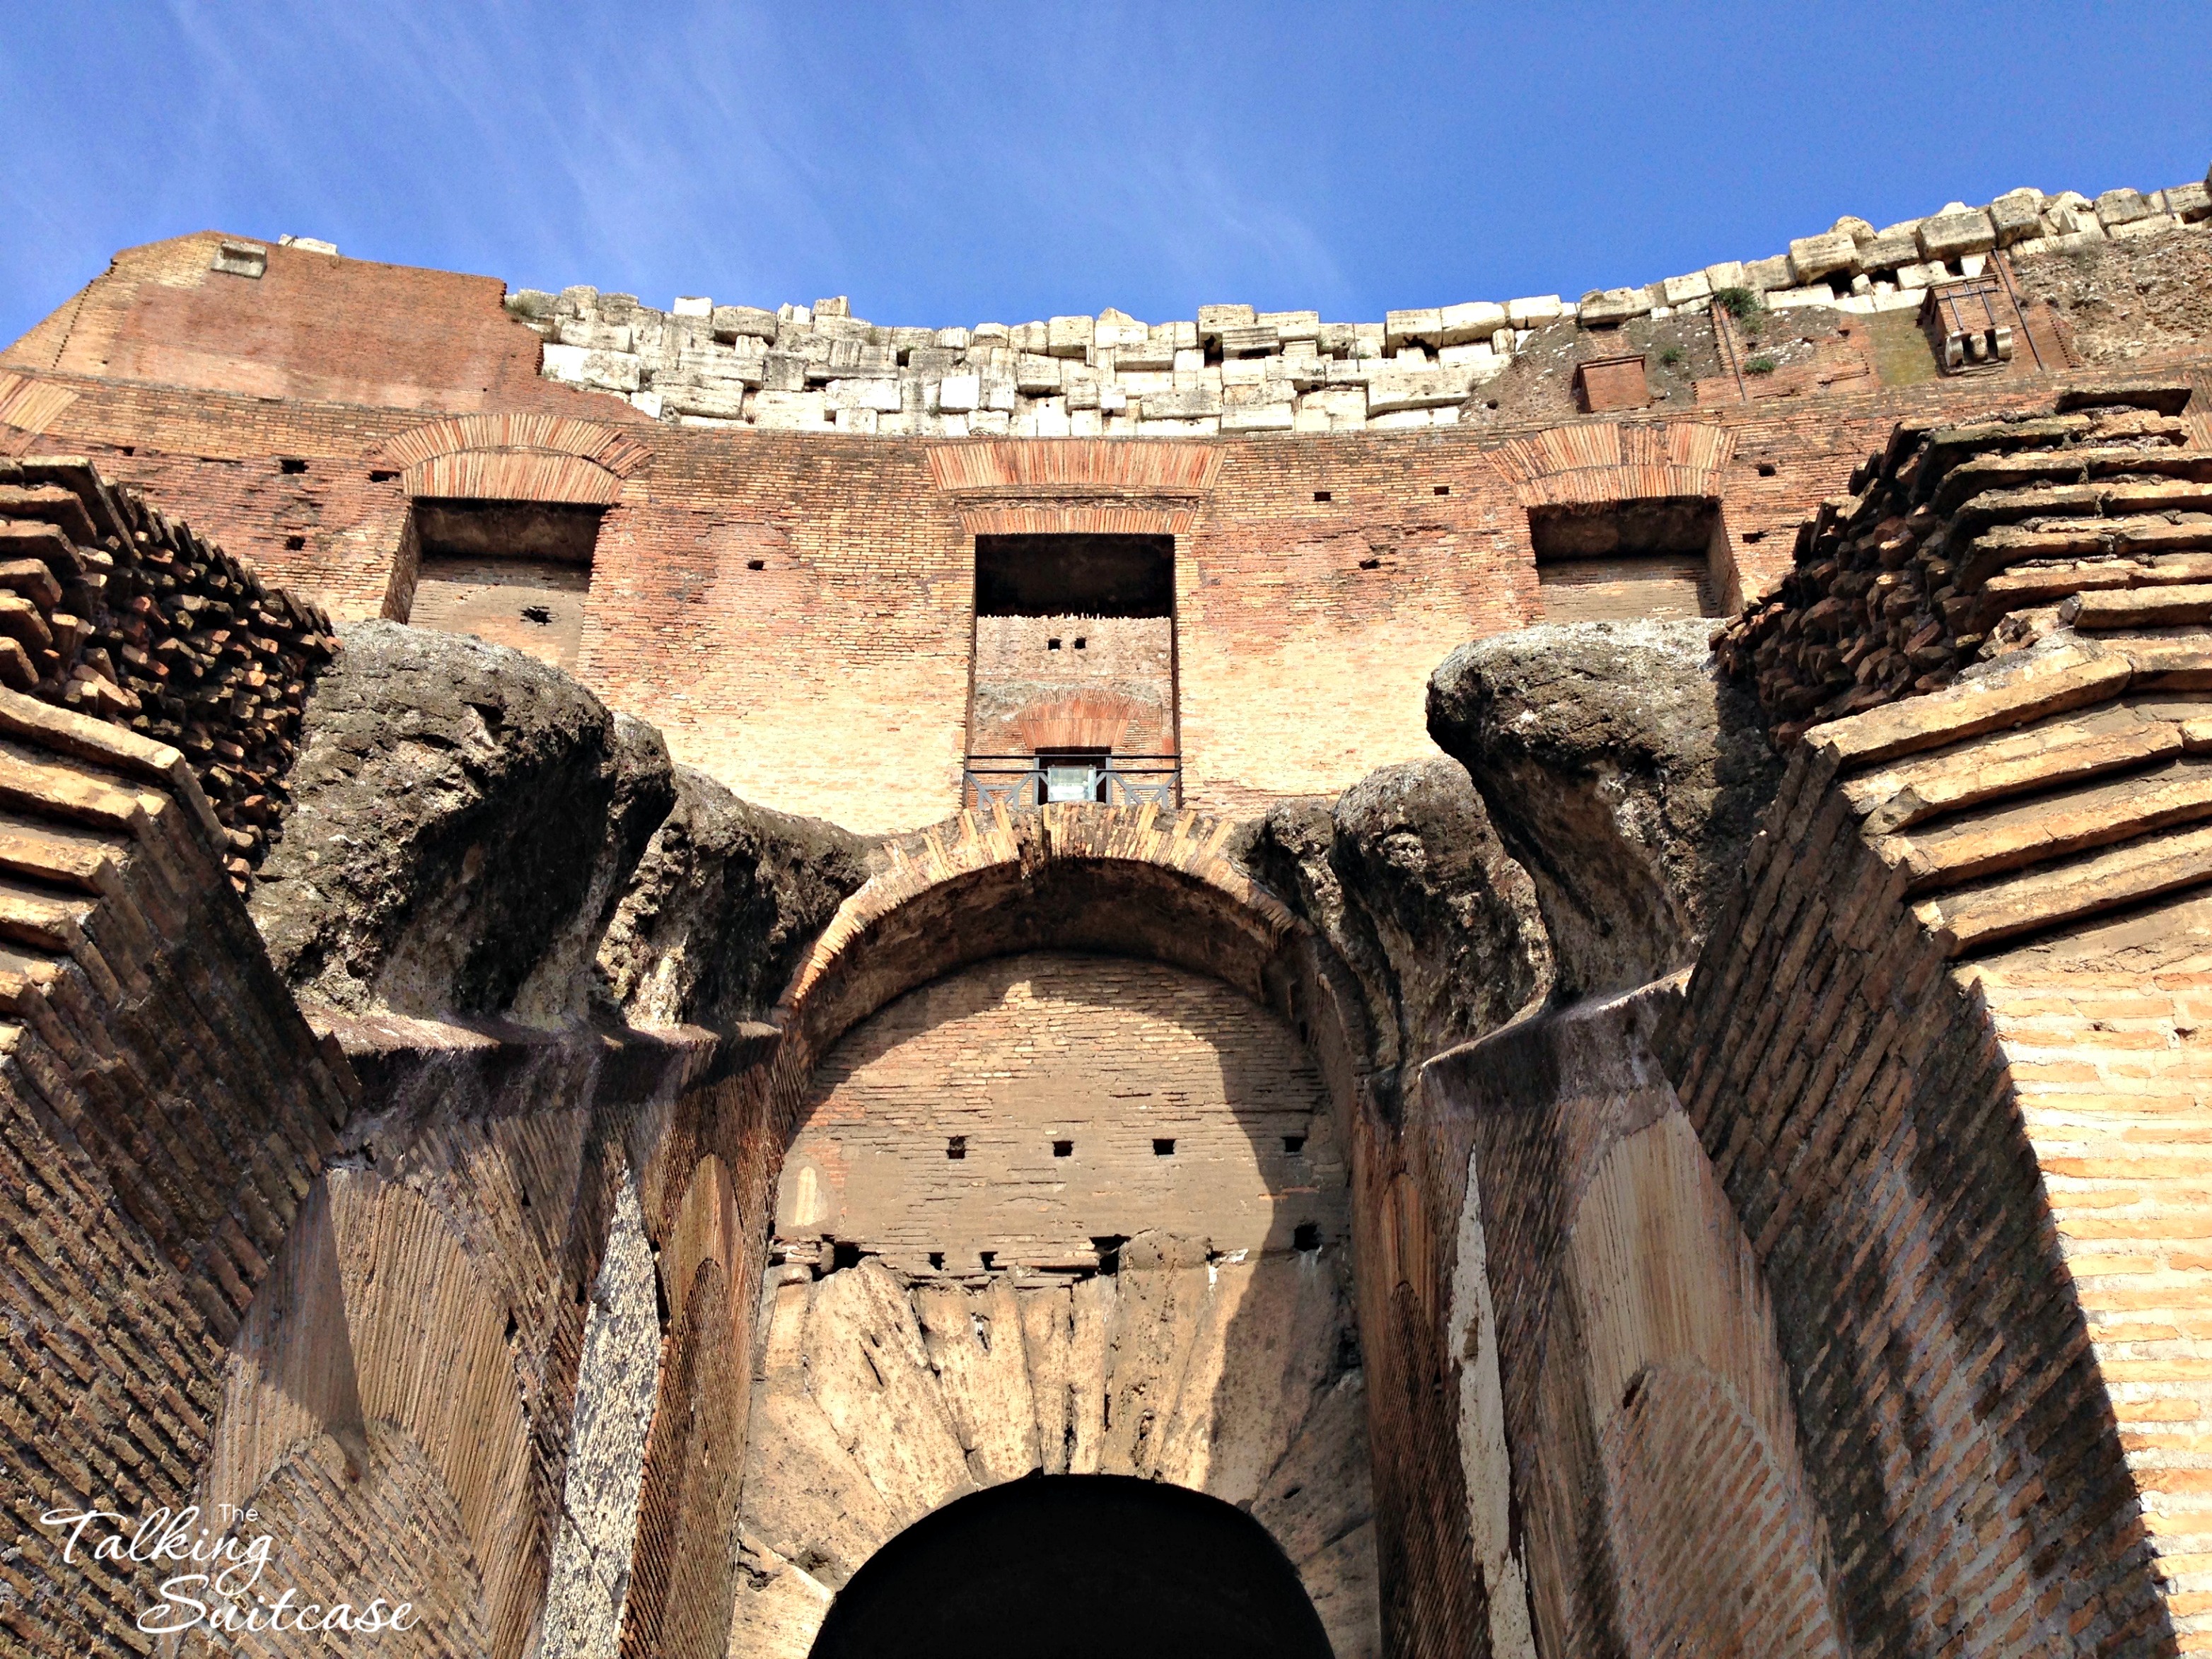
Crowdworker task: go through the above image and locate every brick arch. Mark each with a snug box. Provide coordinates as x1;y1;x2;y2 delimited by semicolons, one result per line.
1487;419;1735;509
376;411;653;506
734;807;1382;1656
770;803;1354;1088
1521;1111;1840;1658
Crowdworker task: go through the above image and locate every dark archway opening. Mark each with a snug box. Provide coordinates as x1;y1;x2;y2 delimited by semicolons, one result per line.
807;1474;1335;1659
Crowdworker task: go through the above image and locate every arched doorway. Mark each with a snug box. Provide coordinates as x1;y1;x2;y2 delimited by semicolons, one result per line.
808;1474;1335;1659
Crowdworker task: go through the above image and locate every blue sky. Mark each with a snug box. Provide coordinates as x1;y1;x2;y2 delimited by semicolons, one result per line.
6;2;2209;345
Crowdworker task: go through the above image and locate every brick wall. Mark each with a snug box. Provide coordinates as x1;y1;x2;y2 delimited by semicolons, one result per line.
781;952;1343;1272
8;295;2209;835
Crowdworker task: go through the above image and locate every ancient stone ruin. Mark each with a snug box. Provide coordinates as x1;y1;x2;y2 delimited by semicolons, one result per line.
0;158;2208;1657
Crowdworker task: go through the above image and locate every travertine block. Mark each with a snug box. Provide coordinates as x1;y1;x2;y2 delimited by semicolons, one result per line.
1385;308;1443;350
1367;366;1474;413
1016;354;1063;393
1918;208;1996;260
937;373;980;412
557;320;634;353
1743;255;1793;291
1259;309;1321;342
825;378;902;413
1219;323;1281;356
752;390;829;429
2094;187;2157;230
1439;301;1507;344
1116;336;1177;371
1659;272;1712;307
1506;295;1564;329
1856;228;1921;272
1095;308;1149;348
1986;192;2043;245
671;295;712;318
1197;303;1257;340
1222;387;1296;430
1139;382;1224;419
711;305;780;342
540;344;641;392
1047;315;1094;359
1297;386;1369;429
1576;287;1651;326
1788;231;1859;284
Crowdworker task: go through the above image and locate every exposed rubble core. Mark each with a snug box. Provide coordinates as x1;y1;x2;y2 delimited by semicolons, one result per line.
1715;382;2208;746
1428;619;1782;1000
1238;757;1552;1104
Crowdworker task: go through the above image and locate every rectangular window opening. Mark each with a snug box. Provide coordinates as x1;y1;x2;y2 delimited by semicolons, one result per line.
1153;1138;1176;1157
974;533;1174;618
402;499;603;671
1530;498;1726;624
1052;1139;1074;1158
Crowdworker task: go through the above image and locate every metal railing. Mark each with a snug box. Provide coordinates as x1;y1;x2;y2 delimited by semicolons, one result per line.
962;754;1180;810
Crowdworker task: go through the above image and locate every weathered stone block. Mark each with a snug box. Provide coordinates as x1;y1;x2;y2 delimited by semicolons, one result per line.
1506;295;1564;329
541;344;642;392
1385;308;1443;350
1743;255;1794;292
1197;303;1256;340
1139;382;1224;419
1788;231;1859;284
1659;272;1712;308
1919;208;1996;260
1440;301;1507;345
1576;288;1651;326
1046;315;1093;359
1856;228;1921;273
752;390;829;429
1218;323;1280;356
2095;187;2157;230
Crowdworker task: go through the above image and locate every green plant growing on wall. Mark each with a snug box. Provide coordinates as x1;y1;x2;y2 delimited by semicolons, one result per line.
1658;346;1684;368
1745;354;1778;375
1714;286;1762;322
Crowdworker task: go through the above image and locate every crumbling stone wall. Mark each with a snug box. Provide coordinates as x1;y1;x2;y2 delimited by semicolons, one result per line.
507;171;2211;439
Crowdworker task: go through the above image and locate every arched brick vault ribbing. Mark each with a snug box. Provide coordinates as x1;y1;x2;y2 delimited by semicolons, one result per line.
623;803;1396;1659
374;411;655;507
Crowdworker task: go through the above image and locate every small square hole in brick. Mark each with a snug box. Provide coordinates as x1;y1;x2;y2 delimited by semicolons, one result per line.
832;1240;861;1271
1358;558;1380;570
280;458;308;475
1053;1139;1073;1158
1314;490;1332;502
1757;462;1777;477
929;1251;945;1270
1433;484;1450;496
979;1250;996;1271
747;559;765;570
1092;1235;1127;1275
1047;637;1062;649
368;469;398;483
1283;1134;1305;1155
1073;636;1086;649
1153;1138;1175;1157
1293;1222;1321;1251
284;535;305;552
946;1136;967;1160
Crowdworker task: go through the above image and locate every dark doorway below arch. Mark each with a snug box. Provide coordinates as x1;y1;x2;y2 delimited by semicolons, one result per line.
807;1474;1336;1659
